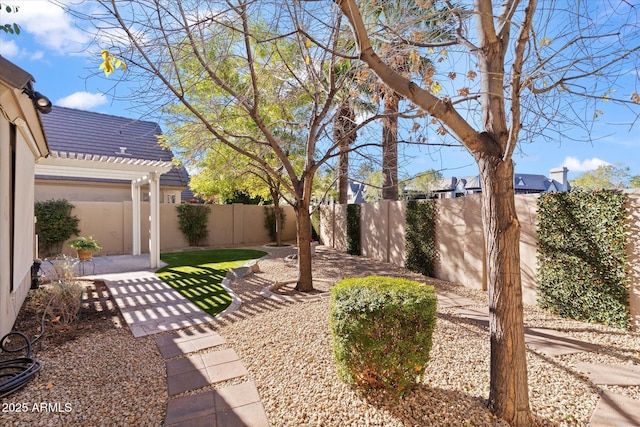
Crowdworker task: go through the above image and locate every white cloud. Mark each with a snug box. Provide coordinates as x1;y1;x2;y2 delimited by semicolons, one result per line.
0;39;20;57
56;92;107;109
12;1;90;55
561;156;611;172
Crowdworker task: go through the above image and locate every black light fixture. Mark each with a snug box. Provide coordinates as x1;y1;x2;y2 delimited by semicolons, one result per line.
22;85;52;114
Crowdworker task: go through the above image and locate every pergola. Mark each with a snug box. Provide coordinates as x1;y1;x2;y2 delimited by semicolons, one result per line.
35;150;174;268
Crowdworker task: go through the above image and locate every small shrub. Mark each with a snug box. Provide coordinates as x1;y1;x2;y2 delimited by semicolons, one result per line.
264;206;286;242
346;204;361;255
176;204;211;246
35;199;80;257
42;280;84;325
330;276;437;395
32;257;84;326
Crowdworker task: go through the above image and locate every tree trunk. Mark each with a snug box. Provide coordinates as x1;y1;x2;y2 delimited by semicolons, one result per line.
335;98;356;204
382;91;399;200
478;155;532;427
294;199;314;292
338;145;349;204
274;197;283;247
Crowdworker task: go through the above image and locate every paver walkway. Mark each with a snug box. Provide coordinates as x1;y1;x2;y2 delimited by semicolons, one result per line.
439;292;640;426
157;329;269;427
94;264;269;426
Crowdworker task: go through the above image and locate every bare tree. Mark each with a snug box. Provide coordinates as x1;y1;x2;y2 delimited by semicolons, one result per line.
334;0;640;425
83;0;382;291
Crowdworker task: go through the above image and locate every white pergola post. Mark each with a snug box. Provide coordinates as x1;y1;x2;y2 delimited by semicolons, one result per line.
131;181;141;255
149;172;161;268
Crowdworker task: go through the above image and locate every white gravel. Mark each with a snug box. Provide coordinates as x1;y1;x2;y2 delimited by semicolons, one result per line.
2;244;638;426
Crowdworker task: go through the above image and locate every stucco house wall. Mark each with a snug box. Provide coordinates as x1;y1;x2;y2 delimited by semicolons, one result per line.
0;57;50;337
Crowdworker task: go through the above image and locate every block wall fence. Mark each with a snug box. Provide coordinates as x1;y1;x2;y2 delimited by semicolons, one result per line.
58;202;297;256
319;192;640;330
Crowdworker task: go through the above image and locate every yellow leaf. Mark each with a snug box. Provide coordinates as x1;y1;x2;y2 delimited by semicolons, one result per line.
440;49;448;57
540;37;552;47
305;55;310;65
602;92;610;102
428;47;434;54
51;316;60;323
409;49;420;65
305;38;311;48
432;81;442;95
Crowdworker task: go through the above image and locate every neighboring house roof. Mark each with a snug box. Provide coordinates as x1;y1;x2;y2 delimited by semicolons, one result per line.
38;106;188;187
433;172;570;195
348;180;366;204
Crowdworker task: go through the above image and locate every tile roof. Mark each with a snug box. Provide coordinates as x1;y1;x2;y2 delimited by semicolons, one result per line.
39;106;188;187
432;173;570;194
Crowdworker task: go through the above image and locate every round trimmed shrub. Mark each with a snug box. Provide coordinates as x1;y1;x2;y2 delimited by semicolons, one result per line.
329;276;437;395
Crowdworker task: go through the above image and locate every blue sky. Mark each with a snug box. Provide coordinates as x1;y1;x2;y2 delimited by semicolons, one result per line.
2;0;639;181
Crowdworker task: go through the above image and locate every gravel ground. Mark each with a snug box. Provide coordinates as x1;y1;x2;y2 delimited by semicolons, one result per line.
2;244;639;426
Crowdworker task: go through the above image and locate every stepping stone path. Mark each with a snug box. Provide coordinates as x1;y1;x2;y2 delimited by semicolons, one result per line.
439;290;640;426
156;329;269;427
101;267;269;426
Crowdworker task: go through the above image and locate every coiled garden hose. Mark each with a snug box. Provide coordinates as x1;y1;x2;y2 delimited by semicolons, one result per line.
0;310;46;398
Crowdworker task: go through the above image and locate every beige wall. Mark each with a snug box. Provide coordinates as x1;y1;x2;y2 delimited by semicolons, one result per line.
50;202;298;257
320;193;640;330
0;84;47;337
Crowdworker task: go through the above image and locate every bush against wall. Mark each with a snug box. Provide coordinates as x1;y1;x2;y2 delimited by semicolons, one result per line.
176;204;211;246
330;276;437;395
311;209;320;241
537;190;629;328
35;199;80;257
346;204;361;255
405;200;437;277
264;206;286;242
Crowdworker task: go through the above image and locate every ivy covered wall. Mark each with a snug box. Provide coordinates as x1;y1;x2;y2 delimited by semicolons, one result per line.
537;191;630;328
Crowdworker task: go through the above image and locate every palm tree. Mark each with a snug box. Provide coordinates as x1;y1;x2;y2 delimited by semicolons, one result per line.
363;1;457;200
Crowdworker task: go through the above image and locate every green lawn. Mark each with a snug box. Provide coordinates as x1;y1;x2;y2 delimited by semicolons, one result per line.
156;248;266;316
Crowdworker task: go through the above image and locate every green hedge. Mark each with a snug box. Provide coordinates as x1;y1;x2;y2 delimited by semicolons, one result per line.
35;199;80;257
176;204;211;246
311;209;320;241
346;204;361;255
264;206;286;242
405;200;437;277
330;276;437;395
537;190;629;328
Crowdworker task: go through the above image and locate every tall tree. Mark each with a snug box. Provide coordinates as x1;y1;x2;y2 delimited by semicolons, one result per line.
360;0;456;200
572;164;631;190
85;0;380;291
334;0;640;425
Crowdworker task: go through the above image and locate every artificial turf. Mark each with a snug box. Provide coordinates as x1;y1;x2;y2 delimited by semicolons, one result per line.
156;248;266;316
